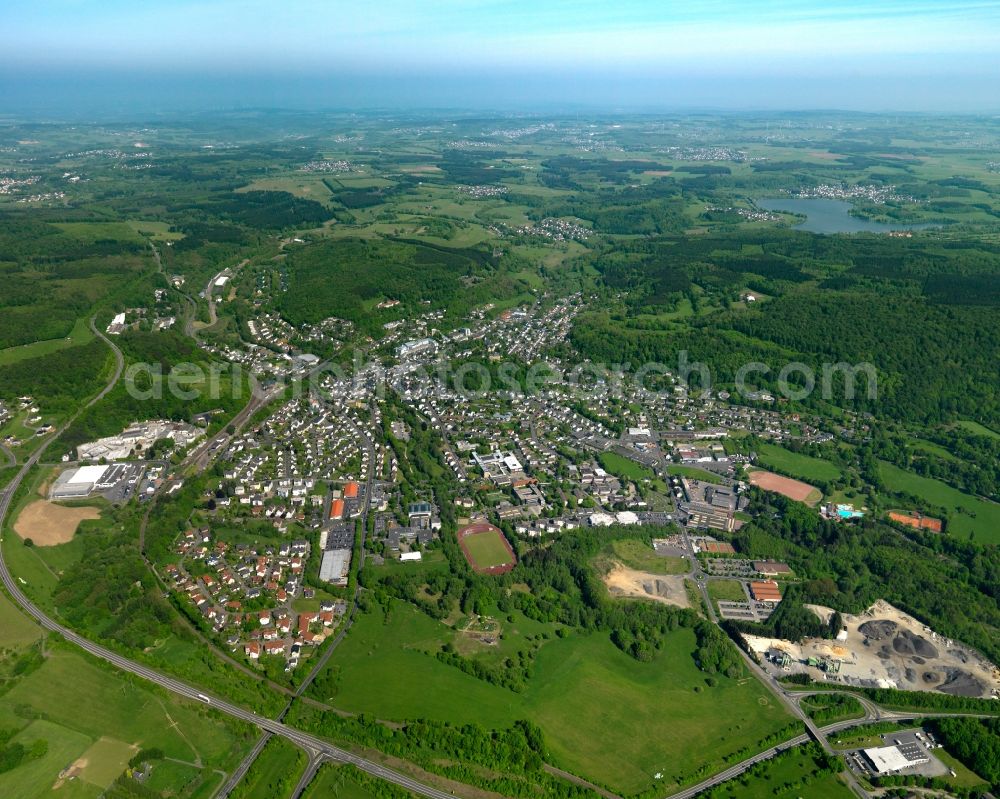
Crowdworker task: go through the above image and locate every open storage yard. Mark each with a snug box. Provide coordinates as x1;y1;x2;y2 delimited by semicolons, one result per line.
746;600;1000;698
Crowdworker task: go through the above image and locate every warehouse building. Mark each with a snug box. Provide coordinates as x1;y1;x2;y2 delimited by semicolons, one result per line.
862;744;928;775
50;465;112;499
749;579;783;603
319;549;351;586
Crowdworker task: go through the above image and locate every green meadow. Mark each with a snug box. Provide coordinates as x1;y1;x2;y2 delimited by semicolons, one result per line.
667;464;725;484
0;581;254;799
310;601;794;795
0;317;95;368
702;744;854;799
878;461;1000;545
755;443;842;484
599;450;655;481
229;736;305;799
606;538;689;575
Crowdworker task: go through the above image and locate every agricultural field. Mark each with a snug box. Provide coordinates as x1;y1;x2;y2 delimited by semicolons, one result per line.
878;461;1000;545
0;589;254;799
13;500;102;546
308;600;794;795
2;111;1000;799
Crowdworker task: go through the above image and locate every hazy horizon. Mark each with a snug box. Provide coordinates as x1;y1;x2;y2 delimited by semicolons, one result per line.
3;0;1000;116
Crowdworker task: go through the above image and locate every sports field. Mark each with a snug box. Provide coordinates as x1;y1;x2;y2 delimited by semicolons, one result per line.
749;469;822;506
310;600;794;795
457;523;516;573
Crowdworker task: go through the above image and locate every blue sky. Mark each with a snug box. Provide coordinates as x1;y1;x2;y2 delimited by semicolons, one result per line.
3;0;999;111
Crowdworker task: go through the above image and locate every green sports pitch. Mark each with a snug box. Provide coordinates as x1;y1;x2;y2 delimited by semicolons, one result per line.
458;523;516;573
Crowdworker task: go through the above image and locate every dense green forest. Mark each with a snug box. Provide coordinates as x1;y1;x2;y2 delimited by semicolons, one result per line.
0;214;150;348
57;329;247;453
570;232;1000;427
0;339;112;415
932;717;1000;790
278;237;527;335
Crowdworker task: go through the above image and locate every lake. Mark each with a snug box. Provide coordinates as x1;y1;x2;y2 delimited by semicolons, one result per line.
757;197;934;234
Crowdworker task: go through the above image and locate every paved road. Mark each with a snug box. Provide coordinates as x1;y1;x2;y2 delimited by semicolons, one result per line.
0;323;978;799
216;732;272;798
669;504;876;798
0;498;466;799
664;710;919;799
289;752;325;799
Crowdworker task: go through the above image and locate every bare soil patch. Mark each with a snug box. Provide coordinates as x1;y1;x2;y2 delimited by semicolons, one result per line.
603;563;690;608
14;500;100;546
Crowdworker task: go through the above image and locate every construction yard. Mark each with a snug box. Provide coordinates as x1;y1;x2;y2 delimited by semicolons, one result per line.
602;563;691;608
745;600;1000;698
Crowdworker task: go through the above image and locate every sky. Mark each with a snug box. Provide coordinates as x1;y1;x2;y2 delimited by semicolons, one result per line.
2;0;999;113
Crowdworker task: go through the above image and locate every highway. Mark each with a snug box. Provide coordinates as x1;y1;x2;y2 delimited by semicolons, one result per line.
216;732;272;798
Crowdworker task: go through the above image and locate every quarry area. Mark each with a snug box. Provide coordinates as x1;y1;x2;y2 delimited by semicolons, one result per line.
744;600;1000;699
603;563;691;609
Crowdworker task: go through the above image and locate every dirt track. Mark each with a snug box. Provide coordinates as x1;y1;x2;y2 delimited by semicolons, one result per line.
13;500;100;546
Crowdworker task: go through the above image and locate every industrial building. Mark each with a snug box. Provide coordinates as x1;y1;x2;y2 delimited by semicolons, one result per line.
396;338;437;360
862;744;928;775
50;465;113;498
319;549;352;585
749;580;783;603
